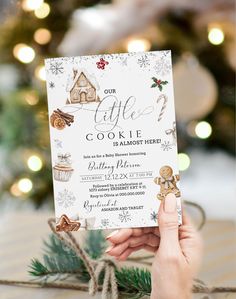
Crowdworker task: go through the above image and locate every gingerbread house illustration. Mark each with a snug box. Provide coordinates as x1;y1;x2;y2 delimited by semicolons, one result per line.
66;70;100;104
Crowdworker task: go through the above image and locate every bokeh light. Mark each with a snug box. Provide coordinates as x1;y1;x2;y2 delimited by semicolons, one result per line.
208;27;224;45
27;155;43;171
18;178;33;193
35;65;46;81
178;153;191;171
10;183;22;197
13;44;35;64
34;28;51;45
127;39;151;52
34;2;50;19
25;92;39;105
22;0;44;11
195;121;212;139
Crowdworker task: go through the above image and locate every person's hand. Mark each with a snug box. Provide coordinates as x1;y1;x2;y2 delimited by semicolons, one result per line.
105;193;203;299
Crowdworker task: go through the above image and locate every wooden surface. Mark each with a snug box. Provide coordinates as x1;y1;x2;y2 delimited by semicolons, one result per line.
0;212;235;299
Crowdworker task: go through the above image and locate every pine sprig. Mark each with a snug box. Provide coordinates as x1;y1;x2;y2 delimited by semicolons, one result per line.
28;231;152;298
115;267;151;298
84;230;106;259
29;258;49;277
28;234;90;281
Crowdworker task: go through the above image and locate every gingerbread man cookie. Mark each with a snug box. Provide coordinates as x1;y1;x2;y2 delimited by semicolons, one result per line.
154;165;180;200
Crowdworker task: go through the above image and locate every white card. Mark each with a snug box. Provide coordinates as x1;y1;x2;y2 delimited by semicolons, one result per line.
45;50;181;231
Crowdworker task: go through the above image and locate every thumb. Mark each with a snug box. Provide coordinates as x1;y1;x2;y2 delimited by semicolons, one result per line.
158;193;180;249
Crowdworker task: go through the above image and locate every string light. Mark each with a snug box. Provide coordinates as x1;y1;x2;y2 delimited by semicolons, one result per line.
22;0;44;11
25;91;39;105
195;121;212;139
27;155;43;171
208;27;224;45
10;183;22;197
18;178;33;193
34;28;51;45
35;65;46;81
178;153;190;171
127;39;151;52
13;44;35;64
34;2;50;19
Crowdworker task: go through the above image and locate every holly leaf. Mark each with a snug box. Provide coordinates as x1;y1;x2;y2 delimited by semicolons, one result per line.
158;85;163;91
151;83;157;88
161;81;168;85
152;77;157;82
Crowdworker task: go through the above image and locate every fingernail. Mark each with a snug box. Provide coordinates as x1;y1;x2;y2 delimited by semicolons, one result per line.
106;230;119;239
105;245;114;253
164;193;176;213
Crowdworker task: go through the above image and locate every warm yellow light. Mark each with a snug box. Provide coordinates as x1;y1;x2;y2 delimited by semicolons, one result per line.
34;28;51;44
22;0;44;11
13;44;35;64
208;28;224;45
27;155;43;171
178;153;190;171
10;183;22;197
18;178;33;193
195;121;212;139
127;39;151;52
35;65;46;81
34;2;50;19
25;92;39;105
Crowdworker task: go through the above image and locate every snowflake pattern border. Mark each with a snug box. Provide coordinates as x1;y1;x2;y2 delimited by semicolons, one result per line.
137;55;150;68
49;62;64;75
101;219;110;227
150;211;158;222
56;189;76;208
119;211;131;223
154;56;172;76
161;140;172;151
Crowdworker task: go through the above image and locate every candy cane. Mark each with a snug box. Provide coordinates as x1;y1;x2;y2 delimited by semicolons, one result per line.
156;94;168;122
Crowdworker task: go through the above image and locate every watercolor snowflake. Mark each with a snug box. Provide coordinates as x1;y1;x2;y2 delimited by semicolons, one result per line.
161;141;172;151
49;62;64;75
137;55;150;68
101;219;109;227
54;139;62;148
154;57;171;76
150;211;158;222
119;56;128;66
56;189;76;208
49;81;55;88
119;211;131;223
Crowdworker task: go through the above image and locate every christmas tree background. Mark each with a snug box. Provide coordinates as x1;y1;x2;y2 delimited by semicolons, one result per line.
0;0;235;215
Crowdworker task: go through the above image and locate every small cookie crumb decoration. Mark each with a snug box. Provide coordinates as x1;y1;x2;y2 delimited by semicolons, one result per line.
53;153;73;182
56;214;81;231
154;165;181;200
50;109;74;130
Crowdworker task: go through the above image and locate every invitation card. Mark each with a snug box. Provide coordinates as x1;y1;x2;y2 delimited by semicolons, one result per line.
45;50;181;231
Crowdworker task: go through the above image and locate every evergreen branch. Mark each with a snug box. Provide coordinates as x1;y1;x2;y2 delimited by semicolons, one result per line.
28;232;152;298
28;259;49;277
116;267;151;298
84;230;106;259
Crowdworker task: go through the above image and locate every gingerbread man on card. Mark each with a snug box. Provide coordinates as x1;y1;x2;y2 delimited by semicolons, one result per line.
154;165;181;200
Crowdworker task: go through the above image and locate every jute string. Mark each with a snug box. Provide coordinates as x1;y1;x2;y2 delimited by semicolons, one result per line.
47;218;118;299
0;206;236;296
